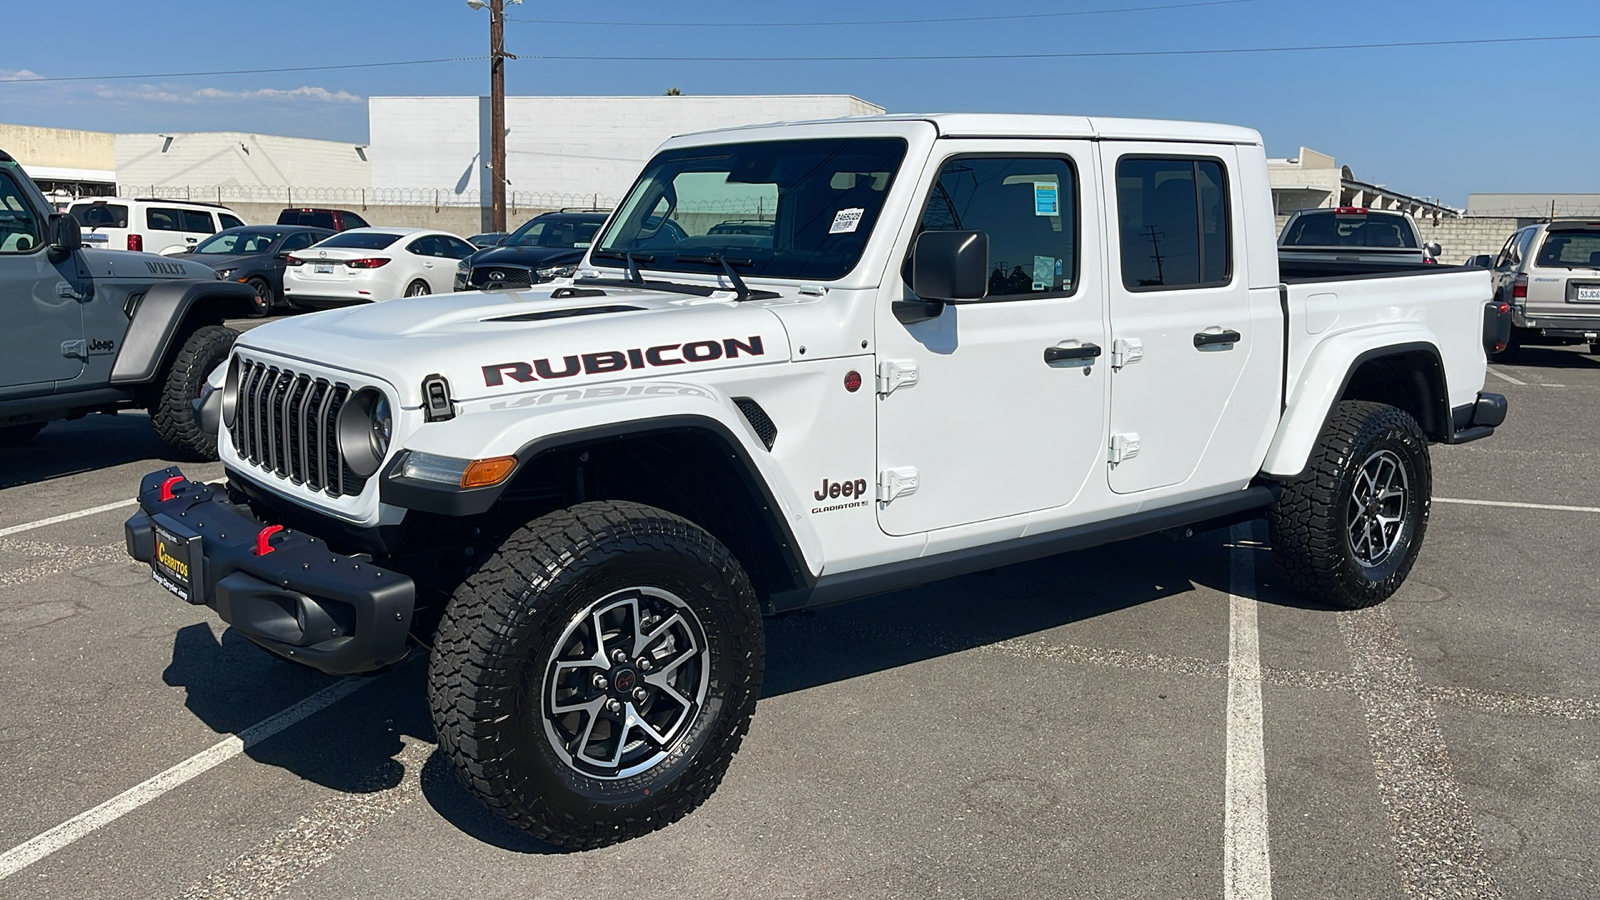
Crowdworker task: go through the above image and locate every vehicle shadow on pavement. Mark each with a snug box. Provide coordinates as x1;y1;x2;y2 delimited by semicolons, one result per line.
1504;345;1600;369
0;413;175;490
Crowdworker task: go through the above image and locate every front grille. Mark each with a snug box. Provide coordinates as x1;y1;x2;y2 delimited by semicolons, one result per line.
231;357;366;497
468;265;534;288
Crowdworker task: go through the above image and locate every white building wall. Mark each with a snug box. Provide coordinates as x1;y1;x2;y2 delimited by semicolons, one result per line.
368;95;886;207
114;131;370;193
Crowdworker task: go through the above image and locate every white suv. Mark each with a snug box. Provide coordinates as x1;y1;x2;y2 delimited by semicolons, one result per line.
67;197;247;256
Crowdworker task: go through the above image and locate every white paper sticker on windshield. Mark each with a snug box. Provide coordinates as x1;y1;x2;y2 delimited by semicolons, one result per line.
829;208;865;234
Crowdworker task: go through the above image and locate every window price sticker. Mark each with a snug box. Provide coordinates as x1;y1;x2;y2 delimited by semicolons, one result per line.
1034;182;1059;217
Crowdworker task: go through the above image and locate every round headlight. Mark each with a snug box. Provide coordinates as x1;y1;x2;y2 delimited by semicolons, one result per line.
337;388;393;478
221;356;241;428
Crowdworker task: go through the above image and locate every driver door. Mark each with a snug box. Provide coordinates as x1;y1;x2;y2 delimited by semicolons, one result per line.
874;141;1108;536
0;171;82;393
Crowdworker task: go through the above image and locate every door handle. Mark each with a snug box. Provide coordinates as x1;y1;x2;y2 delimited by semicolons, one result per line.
1193;330;1241;348
1044;343;1101;362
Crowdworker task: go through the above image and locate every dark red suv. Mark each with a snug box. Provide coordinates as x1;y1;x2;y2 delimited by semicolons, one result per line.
275;208;370;231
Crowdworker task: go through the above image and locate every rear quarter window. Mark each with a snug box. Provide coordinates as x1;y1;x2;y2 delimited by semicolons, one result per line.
70;202;129;229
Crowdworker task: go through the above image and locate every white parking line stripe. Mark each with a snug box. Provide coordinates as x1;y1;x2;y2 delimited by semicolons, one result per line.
1485;367;1526;385
0;676;374;881
0;499;139;539
1338;606;1503;899
1224;523;1272;900
1436;497;1600;514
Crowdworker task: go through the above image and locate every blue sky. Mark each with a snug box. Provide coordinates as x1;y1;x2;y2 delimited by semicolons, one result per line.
2;0;1597;206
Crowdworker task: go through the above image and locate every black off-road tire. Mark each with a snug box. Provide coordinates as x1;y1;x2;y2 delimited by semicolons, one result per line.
428;501;765;850
1268;401;1432;609
150;325;238;461
0;422;45;447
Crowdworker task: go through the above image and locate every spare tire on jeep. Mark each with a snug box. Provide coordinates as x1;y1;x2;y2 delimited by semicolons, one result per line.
150;325;238;461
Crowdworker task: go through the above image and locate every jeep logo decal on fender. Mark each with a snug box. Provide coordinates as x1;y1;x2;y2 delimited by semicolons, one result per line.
483;336;765;387
812;477;870;514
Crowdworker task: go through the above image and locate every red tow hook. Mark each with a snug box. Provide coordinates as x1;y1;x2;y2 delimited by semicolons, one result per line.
158;475;185;502
255;524;285;556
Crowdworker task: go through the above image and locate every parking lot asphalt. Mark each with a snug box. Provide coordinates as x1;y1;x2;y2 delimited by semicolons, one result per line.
1;342;1597;900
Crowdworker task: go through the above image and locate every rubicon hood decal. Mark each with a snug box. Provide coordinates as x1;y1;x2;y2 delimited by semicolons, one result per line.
484;336;765;386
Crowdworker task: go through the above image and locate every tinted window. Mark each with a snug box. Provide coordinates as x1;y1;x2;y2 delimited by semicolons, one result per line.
1535;231;1600;268
147;208;184;232
279;210;337;230
1281;210;1418;249
219;214;244;230
0;173;42;254
406;236;440;257
69;202;128;229
1116;158;1231;290
440;237;476;259
596;137;908;281
278;231;318;253
911;156;1078;299
181;210;217;234
506;217;604;248
341;212;369;229
319;231;401;250
194;229;282;254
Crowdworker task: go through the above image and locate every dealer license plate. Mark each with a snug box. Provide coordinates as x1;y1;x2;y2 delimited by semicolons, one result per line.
1576;285;1600;302
151;522;199;603
314;264;335;274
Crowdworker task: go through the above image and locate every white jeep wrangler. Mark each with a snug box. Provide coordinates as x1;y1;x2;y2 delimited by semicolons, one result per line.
125;114;1507;849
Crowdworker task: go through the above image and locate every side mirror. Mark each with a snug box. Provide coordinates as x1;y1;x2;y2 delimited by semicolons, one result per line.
912;230;989;302
1424;241;1442;258
47;213;82;261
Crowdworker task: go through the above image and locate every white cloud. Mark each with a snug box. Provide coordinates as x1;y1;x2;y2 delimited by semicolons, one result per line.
4;72;362;105
0;69;45;81
192;85;363;103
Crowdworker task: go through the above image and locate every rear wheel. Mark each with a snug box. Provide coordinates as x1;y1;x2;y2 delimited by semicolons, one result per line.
150;325;238;461
0;422;45;447
405;280;430;297
1268;401;1432;609
1588;341;1600;356
429;501;764;850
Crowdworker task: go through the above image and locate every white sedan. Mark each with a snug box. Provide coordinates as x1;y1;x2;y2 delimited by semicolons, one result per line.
282;227;477;307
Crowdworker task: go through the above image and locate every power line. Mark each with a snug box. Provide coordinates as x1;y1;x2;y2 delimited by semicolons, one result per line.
525;33;1600;61
508;0;1255;28
0;56;490;85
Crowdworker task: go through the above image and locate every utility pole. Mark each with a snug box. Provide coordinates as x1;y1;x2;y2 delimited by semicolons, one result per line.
470;0;517;231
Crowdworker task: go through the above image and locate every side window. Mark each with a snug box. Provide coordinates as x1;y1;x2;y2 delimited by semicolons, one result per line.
147;208;183;232
406;236;438;257
278;232;316;253
909;156;1079;300
182;210;217;234
219;214;244;230
1515;228;1538;266
1493;231;1520;268
342;212;369;229
0;173;43;254
442;237;475;259
1116;157;1232;290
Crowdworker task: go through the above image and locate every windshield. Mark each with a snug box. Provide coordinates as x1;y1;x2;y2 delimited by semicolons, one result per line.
506;218;602;248
594;137;908;281
317;232;400;250
69;202;128;229
194;229;283;254
1281;211;1418;249
1536;231;1600;268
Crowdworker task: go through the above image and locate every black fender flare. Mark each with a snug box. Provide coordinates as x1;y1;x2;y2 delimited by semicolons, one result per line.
109;280;256;384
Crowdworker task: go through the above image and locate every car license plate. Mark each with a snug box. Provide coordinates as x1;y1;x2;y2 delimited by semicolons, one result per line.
151;522;199;603
1577;285;1600;302
314;264;335;274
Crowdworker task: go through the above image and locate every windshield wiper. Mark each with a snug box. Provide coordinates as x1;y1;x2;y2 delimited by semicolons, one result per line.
675;254;755;300
590;249;657;283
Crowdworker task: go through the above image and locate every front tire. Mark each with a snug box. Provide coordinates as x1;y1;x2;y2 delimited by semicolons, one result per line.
1268;401;1432;609
245;277;272;317
428;501;764;850
150;325;238;461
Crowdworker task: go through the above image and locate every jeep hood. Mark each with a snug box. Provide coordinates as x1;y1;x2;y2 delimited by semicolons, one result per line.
234;285;791;407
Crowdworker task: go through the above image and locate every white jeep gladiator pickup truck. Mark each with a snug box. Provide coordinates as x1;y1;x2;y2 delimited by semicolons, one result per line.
124;114;1507;849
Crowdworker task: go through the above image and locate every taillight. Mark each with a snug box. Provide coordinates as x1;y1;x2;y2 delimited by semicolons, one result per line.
1423;257;1437;265
1512;274;1528;300
1335;207;1369;214
284;256;305;267
1498;303;1511;314
127;234;143;252
345;257;391;269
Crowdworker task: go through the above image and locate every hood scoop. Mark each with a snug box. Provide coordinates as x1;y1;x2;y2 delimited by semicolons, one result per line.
486;304;645;323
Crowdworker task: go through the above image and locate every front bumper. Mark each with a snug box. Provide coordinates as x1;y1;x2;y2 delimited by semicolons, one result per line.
124;467;415;675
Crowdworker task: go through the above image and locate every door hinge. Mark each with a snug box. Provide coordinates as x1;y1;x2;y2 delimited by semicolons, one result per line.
878;466;919;503
1110;432;1141;465
877;359;919;396
1111;338;1143;370
60;339;86;359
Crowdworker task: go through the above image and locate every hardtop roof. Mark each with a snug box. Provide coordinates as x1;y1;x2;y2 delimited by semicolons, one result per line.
672;113;1261;146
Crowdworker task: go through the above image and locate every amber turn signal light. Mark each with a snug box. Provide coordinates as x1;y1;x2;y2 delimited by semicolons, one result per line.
461;456;518;488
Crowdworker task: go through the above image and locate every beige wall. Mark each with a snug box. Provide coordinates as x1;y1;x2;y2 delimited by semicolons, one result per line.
0;123;114;170
115;132;370;192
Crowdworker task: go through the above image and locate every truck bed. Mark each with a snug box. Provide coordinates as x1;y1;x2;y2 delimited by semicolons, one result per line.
1279;255;1466;283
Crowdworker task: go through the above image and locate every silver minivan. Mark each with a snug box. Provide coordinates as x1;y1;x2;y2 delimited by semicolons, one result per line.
1491;220;1600;358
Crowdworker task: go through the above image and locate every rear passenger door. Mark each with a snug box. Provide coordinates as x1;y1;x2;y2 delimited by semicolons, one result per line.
1102;145;1258;494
